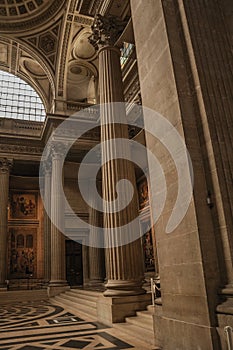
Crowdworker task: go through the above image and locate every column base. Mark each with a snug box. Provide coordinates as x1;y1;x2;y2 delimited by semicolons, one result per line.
103;279;145;297
49;279;68;287
88;279;105;287
97;293;151;326
47;280;70;297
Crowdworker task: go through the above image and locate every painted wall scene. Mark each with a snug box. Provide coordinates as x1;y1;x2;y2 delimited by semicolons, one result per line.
10;193;37;219
8;227;37;278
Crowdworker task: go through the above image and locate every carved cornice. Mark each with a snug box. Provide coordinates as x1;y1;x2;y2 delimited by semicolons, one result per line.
0;158;13;173
89;14;127;49
0;144;43;155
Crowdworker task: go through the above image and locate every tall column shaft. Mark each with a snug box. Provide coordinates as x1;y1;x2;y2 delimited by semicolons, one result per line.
43;164;51;283
97;38;144;296
50;146;67;286
0;159;11;288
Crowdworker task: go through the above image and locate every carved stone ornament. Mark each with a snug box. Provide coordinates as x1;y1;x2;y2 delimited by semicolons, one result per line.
0;158;13;173
50;141;69;160
41;158;52;176
89;14;127;49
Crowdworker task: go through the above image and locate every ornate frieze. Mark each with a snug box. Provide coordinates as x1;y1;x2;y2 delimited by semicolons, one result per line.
74;15;93;26
0;144;43;155
89;14;126;49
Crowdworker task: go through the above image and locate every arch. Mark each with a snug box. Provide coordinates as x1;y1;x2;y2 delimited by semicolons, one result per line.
0;37;56;112
0;69;46;122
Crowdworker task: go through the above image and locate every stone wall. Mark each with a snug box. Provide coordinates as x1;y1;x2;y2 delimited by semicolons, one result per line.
130;0;233;348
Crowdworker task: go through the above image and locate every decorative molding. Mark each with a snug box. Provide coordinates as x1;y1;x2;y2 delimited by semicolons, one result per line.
67;14;74;22
0;144;43;155
74;15;93;26
58;21;72;97
10;42;19;74
20;20;62;71
69;0;78;14
13;121;43;132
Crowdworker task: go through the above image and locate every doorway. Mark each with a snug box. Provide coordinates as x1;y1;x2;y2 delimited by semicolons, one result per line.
65;240;83;286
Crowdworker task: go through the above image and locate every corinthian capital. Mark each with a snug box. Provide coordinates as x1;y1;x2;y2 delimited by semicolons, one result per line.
50;141;68;160
0;158;13;173
89;14;127;49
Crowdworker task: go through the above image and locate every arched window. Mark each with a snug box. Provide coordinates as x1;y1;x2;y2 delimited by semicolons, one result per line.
0;70;46;122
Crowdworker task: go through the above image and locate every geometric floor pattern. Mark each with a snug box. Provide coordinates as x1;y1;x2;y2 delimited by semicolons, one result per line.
0;301;140;349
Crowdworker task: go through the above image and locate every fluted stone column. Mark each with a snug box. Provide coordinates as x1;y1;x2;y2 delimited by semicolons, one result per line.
0;158;12;289
90;15;145;297
43;161;51;283
88;180;105;286
49;144;67;287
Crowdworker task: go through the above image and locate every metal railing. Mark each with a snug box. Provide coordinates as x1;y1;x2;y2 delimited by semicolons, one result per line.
225;326;233;350
150;277;161;306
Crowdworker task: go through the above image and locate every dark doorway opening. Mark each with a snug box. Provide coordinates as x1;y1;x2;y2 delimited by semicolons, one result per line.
65;240;83;286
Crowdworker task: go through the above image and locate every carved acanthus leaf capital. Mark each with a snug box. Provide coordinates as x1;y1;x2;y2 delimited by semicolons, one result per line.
89;14;127;49
50;141;69;160
0;158;13;174
41;158;52;176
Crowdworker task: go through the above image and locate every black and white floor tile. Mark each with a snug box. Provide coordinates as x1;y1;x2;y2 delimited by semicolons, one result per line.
0;301;149;350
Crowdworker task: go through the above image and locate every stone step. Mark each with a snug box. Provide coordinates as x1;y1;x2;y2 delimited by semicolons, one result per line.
125;314;153;331
113;322;155;346
69;288;101;298
136;309;154;318
63;292;97;308
66;289;99;302
50;297;97;321
53;295;97;316
0;290;48;304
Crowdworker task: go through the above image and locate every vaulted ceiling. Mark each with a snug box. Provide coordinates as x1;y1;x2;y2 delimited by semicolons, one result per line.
0;0;131;114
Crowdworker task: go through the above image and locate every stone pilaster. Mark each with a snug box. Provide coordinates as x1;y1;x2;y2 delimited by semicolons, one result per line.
0;158;12;289
90;14;145;297
43;160;52;283
181;0;233;289
49;143;67;287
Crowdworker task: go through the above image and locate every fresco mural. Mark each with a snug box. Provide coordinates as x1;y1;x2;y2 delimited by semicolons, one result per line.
9;227;37;277
10;193;37;219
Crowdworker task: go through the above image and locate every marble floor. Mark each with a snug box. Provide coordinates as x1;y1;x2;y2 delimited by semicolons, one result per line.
0;300;152;350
